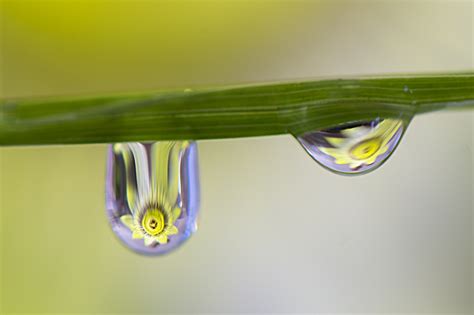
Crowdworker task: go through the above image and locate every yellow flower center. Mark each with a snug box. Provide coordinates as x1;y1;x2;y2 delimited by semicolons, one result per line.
142;209;165;236
349;137;382;160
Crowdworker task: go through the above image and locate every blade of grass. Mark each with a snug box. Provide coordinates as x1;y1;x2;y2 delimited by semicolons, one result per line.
1;73;473;146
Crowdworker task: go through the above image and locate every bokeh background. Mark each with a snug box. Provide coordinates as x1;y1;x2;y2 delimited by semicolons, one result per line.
0;0;473;313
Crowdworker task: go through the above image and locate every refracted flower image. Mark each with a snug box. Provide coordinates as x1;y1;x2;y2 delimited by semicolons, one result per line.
297;119;405;174
120;205;181;246
106;141;200;255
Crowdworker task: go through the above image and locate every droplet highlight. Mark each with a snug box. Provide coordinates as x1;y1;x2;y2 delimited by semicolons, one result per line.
106;141;199;255
296;118;406;175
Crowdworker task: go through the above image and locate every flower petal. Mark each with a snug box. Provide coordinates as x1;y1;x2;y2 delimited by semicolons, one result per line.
128;143;151;210
341;126;368;137
166;225;179;235
325;136;345;147
156;234;168;244
172;207;181;221
132;231;144;239
152;142;173;203
144;237;155;246
381;124;402;146
120;215;134;231
377;145;389;156
349;161;363;169
335;158;352;165
374;119;402;141
365;156;378;165
319;147;347;158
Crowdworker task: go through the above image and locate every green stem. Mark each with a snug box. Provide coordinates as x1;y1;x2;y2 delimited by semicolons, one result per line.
1;73;473;146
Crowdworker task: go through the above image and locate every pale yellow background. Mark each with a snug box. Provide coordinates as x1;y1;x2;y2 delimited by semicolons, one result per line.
0;0;473;313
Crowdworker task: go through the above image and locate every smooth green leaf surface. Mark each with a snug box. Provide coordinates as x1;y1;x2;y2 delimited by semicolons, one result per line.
1;73;473;146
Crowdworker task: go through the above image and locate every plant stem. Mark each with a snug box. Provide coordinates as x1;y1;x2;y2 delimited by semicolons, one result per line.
1;73;473;146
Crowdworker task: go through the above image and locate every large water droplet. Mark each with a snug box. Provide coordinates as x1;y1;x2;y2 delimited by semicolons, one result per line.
296;118;407;175
106;141;199;255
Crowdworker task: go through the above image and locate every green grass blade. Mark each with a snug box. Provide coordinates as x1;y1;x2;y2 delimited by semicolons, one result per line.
1;73;473;146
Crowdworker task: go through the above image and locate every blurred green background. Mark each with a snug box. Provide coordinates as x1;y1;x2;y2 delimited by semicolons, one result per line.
0;0;473;313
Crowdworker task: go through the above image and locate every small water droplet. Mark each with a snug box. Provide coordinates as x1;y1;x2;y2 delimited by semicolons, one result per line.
106;141;200;255
296;118;407;175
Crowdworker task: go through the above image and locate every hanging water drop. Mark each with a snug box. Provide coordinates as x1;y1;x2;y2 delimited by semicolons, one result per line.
296;118;407;175
105;141;199;255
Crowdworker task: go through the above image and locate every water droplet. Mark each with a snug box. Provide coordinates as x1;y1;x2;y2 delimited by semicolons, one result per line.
296;118;407;175
106;141;200;255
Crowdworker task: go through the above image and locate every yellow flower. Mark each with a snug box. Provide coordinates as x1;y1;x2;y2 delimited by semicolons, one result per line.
120;207;181;246
319;119;403;169
113;141;190;247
